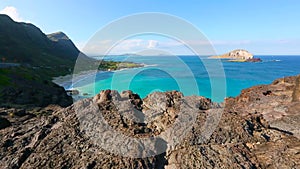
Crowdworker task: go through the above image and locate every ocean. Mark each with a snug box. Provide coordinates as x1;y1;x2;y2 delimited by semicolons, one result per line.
68;55;300;102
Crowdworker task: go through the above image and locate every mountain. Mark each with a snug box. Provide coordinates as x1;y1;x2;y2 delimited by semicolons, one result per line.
0;14;142;108
0;14;86;107
0;14;83;76
47;31;80;59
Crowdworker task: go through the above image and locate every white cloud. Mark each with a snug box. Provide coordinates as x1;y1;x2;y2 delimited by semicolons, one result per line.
83;39;255;55
116;39;144;50
147;40;158;49
82;39;145;55
82;39;208;55
82;38;300;56
0;6;25;22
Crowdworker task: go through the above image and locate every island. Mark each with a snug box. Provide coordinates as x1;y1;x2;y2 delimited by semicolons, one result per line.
210;49;262;62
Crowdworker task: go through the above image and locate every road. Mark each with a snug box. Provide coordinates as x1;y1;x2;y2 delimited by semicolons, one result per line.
0;63;20;68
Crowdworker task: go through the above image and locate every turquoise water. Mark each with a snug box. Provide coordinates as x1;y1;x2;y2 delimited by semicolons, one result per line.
71;56;300;102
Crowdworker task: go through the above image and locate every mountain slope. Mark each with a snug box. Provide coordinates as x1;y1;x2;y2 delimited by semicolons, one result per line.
0;14;84;107
0;14;81;75
0;14;142;108
47;31;80;60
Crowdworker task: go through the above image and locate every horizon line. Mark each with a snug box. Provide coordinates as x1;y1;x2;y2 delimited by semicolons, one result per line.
87;54;300;57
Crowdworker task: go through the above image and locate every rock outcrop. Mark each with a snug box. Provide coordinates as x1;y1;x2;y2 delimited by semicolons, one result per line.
1;75;300;168
211;49;253;59
0;82;73;108
0;117;11;129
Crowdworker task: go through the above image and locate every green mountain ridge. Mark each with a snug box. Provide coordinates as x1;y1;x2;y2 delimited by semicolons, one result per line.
0;14;82;74
47;31;80;60
0;14;86;107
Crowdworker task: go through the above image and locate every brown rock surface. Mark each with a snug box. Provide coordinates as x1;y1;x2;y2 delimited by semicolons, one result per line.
1;75;300;168
225;75;300;138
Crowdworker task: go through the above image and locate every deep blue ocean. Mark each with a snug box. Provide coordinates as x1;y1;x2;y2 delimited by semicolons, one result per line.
71;56;300;102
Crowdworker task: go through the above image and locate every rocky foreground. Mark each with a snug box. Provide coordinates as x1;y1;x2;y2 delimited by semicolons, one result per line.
1;75;300;168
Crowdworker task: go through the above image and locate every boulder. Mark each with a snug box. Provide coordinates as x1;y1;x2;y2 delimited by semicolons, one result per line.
0;117;11;129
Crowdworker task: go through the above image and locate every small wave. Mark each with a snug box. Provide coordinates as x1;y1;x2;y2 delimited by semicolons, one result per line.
262;59;282;63
112;68;131;73
69;71;99;88
144;64;158;67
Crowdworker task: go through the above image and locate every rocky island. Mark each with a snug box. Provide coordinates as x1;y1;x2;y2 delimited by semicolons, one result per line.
210;49;262;62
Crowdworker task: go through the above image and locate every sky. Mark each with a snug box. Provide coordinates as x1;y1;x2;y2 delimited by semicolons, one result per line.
1;0;300;55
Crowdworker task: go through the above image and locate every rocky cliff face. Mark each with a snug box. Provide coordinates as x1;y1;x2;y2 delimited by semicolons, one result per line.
1;75;300;168
47;32;80;60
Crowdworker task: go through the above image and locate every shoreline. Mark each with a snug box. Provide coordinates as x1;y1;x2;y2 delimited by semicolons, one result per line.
53;63;146;88
52;63;147;99
52;69;98;89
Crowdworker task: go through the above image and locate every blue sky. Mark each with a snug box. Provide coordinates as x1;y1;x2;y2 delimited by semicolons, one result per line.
1;0;300;55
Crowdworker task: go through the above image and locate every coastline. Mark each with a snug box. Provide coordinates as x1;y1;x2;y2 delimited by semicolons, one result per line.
52;63;146;98
52;69;98;89
52;56;298;102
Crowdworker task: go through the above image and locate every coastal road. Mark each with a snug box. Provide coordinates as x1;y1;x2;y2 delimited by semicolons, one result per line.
0;63;20;68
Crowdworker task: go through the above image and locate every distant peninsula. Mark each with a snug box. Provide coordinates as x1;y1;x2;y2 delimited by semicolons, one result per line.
210;49;262;62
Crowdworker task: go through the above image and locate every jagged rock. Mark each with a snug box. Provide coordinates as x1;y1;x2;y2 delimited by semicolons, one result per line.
1;75;300;168
0;117;11;129
93;90;112;104
0;81;73;108
225;75;300;138
292;75;300;102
